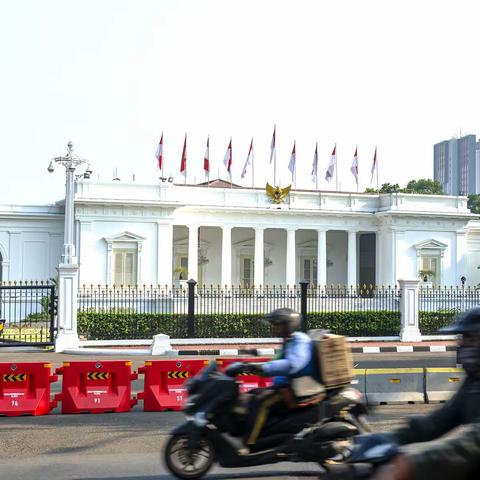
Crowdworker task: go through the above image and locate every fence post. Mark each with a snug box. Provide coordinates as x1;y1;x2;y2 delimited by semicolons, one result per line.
300;281;308;332
187;278;197;337
55;264;80;351
399;279;421;342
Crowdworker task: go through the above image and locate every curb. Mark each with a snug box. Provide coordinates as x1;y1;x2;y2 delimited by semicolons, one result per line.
176;345;456;356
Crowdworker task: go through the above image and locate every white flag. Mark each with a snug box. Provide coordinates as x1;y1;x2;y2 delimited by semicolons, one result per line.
325;145;336;182
223;139;232;172
351;146;358;184
241;138;253;179
269;126;276;164
311;143;318;182
370;147;377;183
288;141;296;175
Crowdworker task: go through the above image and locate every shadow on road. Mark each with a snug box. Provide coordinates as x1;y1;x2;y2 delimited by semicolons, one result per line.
81;471;320;480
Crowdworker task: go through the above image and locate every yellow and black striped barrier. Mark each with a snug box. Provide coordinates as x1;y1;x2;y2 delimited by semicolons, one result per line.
167;371;189;379
3;373;27;382
87;372;109;381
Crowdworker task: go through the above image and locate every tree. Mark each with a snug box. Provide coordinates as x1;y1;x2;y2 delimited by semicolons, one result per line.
467;194;480;214
403;179;443;195
365;183;400;193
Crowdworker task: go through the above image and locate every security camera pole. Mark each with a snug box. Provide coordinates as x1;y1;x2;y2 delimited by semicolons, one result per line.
48;141;91;352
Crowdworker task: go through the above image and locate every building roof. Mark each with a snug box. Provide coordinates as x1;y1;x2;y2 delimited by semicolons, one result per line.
188;178;244;189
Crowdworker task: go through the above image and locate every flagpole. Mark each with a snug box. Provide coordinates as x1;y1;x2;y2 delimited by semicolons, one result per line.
356;145;359;193
294;142;296;191
251;138;255;189
335;144;339;192
315;143;318;191
230;137;232;189
376;147;379;192
274;124;277;186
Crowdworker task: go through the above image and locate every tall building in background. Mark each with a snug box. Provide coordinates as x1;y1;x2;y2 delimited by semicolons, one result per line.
434;134;480;195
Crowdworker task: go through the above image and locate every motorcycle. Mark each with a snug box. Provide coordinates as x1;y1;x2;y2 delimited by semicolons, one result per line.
163;360;370;479
320;433;401;479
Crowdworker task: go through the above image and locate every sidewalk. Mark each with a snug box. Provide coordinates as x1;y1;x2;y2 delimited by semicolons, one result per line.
0;338;458;363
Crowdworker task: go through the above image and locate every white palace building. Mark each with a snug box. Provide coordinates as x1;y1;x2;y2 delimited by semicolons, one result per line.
1;179;480;288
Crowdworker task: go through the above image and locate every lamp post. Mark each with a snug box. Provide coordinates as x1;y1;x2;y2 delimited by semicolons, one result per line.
48;141;92;351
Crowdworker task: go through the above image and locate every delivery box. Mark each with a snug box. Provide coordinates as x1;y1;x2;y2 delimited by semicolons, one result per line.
309;330;354;389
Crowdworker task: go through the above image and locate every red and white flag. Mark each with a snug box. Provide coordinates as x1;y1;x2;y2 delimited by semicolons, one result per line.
155;132;163;170
180;134;187;175
269;126;276;164
311;142;318;183
351;146;358;185
370;147;377;183
288;141;296;175
325;145;336;182
203;136;210;174
241;138;253;179
223;138;232;173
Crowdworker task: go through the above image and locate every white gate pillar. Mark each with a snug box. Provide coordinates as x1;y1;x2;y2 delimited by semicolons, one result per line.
55;263;80;351
399;279;422;342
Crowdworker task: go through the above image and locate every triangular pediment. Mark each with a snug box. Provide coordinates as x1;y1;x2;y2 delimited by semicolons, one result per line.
414;239;448;250
104;231;146;243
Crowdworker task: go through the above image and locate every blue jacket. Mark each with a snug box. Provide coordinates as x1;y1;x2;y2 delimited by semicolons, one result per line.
262;331;320;386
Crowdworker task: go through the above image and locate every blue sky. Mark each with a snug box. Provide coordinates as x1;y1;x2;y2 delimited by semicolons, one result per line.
1;0;479;204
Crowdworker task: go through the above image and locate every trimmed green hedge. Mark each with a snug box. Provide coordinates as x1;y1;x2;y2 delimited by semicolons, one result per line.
419;309;460;335
77;309;457;340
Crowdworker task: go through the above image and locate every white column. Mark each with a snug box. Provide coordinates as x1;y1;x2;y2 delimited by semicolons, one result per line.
55;263;80;351
286;228;296;286
254;227;264;287
188;225;198;282
399;279;421;342
317;229;327;286
347;230;357;286
456;230;467;285
157;222;173;286
221;226;232;287
62;167;77;264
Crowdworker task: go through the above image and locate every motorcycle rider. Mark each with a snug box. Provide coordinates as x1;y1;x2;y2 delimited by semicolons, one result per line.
226;307;324;454
368;307;480;480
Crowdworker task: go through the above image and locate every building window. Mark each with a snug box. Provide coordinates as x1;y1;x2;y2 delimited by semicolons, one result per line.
240;256;254;288
419;255;439;284
113;249;138;286
414;239;447;286
301;257;317;286
104;232;145;286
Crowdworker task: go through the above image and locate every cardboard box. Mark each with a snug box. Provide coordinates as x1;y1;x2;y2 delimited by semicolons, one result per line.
309;330;354;389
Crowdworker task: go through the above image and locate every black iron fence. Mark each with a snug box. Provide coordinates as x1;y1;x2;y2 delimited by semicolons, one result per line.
0;282;56;346
77;282;402;340
419;286;480;334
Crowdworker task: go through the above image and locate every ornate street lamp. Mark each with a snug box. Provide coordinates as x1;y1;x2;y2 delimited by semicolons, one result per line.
48;141;91;351
48;141;92;265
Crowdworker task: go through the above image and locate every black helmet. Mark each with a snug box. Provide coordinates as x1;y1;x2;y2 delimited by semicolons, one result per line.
265;308;301;335
440;308;480;335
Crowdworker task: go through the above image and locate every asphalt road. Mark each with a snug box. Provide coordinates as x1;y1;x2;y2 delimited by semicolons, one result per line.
0;349;458;479
0;402;437;480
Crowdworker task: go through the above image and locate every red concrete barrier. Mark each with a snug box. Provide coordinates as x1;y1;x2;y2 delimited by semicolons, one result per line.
138;359;209;411
54;361;137;414
217;358;273;393
0;362;58;416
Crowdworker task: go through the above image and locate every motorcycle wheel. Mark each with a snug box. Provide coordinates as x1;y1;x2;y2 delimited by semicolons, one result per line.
164;433;215;480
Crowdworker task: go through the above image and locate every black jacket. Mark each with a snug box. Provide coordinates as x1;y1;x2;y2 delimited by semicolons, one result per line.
392;377;480;480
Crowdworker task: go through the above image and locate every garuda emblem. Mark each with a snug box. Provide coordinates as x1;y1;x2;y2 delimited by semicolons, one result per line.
265;183;292;204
